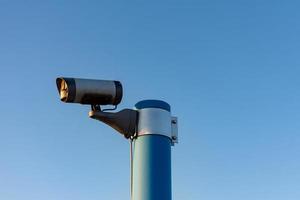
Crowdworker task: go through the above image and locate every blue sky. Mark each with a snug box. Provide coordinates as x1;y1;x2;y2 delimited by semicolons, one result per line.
0;0;300;199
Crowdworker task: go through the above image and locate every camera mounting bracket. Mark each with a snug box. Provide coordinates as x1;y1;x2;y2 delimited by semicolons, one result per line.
89;108;138;139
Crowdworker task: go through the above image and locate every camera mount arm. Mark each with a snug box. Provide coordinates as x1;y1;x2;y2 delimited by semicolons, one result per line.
89;108;138;139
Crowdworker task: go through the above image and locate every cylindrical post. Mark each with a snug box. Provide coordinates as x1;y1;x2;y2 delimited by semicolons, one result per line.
132;100;172;200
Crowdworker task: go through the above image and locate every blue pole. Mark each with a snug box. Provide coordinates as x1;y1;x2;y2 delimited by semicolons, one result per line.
132;100;174;200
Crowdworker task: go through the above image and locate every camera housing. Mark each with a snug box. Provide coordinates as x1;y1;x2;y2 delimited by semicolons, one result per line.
56;77;123;105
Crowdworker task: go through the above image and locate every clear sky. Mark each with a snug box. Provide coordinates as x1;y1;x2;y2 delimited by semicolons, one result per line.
0;0;300;199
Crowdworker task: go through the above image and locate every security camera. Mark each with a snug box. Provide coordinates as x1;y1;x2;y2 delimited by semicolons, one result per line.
56;77;122;105
56;77;136;138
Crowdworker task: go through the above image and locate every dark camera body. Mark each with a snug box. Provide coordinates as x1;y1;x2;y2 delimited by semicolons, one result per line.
56;77;122;105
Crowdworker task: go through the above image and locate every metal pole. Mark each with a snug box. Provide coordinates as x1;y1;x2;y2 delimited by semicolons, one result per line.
132;100;177;200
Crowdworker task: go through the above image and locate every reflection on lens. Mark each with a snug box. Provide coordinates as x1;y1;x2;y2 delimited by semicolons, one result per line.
60;79;68;101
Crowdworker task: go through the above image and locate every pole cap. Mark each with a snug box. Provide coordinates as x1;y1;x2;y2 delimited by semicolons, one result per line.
135;100;170;112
